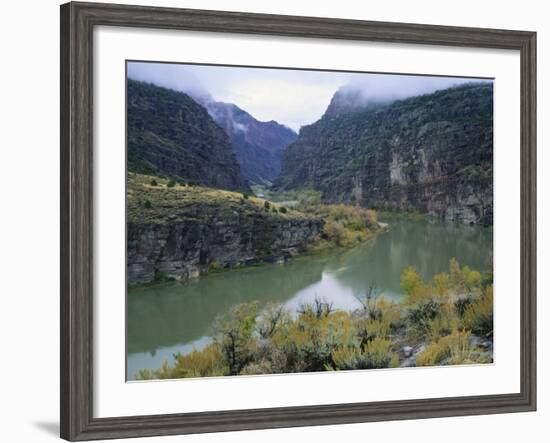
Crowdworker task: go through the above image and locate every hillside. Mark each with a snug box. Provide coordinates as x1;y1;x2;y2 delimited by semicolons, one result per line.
127;80;248;192
276;83;493;224
127;173;323;283
204;101;297;184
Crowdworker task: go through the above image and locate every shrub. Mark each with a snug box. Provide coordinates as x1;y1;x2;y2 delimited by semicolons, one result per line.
137;344;227;379
454;296;473;318
257;303;289;339
279;206;287;214
143;199;152;209
167;179;176;188
463;285;493;336
170;344;228;378
356;317;393;346
264;201;270;211
432;272;450;297
208;261;223;272
355;283;382;319
271;310;356;373
298;297;334;319
323;220;345;246
331;338;396;370
153;270;174;282
416;330;473;366
407;299;441;335
400;267;423;295
461;266;482;293
213;302;260;375
150;179;158;186
242;193;249;200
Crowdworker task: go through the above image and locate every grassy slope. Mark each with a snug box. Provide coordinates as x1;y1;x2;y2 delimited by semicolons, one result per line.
128;173;314;226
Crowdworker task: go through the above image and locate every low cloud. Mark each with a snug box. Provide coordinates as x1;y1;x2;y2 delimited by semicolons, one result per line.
127;62;489;131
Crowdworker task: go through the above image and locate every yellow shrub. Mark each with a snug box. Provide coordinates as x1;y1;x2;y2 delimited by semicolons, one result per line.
171;344;228;378
400;267;424;296
463;285;493;335
416;330;473;367
432;272;450;297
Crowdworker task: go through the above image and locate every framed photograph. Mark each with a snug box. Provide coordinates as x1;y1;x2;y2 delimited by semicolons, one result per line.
60;1;536;440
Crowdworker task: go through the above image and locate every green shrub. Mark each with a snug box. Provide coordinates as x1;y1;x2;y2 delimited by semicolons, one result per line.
407;299;441;335
153;270;174;282
167;179;176;188
149;179;158;186
454;296;473;318
143;199;152;209
331;338;396;370
242;193;249;200
279;206;287;214
208;261;223;272
213;302;260;375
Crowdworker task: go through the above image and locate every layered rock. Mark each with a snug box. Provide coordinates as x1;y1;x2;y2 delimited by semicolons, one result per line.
128;216;323;284
127;174;323;284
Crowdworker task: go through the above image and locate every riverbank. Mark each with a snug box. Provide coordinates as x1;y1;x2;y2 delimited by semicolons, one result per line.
127;218;493;378
127;173;324;284
136;259;493;379
127;173;385;284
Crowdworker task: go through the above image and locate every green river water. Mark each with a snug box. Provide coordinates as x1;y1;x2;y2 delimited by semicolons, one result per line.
127;218;492;379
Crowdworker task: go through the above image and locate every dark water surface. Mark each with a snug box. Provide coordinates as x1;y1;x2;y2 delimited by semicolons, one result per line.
127;219;492;379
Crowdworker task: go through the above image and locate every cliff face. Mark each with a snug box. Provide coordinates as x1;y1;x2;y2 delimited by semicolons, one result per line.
204;101;297;185
128;217;323;283
276;83;493;224
127;174;323;283
127;80;248;192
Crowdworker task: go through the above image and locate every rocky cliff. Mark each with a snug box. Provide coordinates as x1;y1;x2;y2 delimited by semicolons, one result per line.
276;83;493;224
127;80;248;192
127;174;323;283
203;101;297;185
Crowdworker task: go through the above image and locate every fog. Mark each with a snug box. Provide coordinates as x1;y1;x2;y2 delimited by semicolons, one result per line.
335;74;481;105
128;62;490;131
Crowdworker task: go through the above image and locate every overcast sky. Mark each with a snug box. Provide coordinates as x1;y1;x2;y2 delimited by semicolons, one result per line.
128;61;488;131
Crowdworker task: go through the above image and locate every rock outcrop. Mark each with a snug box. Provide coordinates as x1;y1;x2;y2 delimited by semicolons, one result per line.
276;83;493;224
128;216;323;283
127;174;323;284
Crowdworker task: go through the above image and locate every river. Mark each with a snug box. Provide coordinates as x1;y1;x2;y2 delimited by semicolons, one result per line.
127;218;492;379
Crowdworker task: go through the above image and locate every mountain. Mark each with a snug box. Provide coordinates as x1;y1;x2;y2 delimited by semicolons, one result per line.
276;83;493;224
202;101;297;185
127;79;248;192
323;86;387;118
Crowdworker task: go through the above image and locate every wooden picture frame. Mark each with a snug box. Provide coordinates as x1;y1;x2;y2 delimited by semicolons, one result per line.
60;1;536;440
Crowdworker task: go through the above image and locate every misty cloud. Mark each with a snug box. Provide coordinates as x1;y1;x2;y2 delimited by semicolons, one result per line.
127;61;490;131
333;74;488;109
